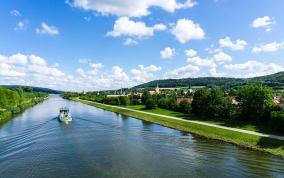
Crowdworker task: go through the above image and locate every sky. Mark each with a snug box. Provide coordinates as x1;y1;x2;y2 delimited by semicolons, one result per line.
0;0;284;91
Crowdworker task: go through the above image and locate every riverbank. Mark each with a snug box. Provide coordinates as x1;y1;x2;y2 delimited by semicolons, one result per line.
0;96;48;125
72;97;284;158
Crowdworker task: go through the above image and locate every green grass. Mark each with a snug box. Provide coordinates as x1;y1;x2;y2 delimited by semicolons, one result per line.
73;98;284;158
127;105;283;136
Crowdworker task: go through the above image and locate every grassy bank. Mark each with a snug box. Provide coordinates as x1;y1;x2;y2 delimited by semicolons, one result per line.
0;96;47;125
72;98;284;158
127;105;284;136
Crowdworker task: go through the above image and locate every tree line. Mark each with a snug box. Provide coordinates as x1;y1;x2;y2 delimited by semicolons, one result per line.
62;83;284;134
0;86;47;121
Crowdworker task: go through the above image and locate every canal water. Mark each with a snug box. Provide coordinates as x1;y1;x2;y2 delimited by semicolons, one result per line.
0;95;283;178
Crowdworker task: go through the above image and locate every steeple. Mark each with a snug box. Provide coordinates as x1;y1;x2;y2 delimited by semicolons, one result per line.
188;81;193;94
155;81;160;94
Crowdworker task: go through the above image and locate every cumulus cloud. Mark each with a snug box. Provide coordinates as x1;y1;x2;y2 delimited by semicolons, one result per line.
67;0;196;17
252;42;284;53
0;53;69;90
165;64;200;78
219;37;247;51
107;17;166;38
251;16;275;31
36;22;59;36
131;64;161;83
29;54;47;65
213;51;232;64
171;19;205;43
187;56;216;69
184;49;197;58
160;47;175;59
224;60;284;77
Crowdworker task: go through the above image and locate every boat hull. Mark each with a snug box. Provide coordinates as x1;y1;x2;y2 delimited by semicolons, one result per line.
59;115;72;123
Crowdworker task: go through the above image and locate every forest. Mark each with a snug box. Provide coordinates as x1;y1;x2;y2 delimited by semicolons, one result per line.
0;86;47;123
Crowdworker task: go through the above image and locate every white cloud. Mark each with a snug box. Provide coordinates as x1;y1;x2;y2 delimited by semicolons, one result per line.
184;49;197;58
76;68;86;77
171;19;205;43
123;38;138;46
67;0;196;17
107;17;166;38
111;66;129;81
131;64;161;83
9;54;28;65
209;67;224;77
10;10;21;17
187;56;216;68
251;16;275;31
252;42;284;53
0;63;25;77
14;21;27;31
224;60;284;77
36;22;59;36
213;51;232;64
29;54;47;65
0;53;67;90
160;47;175;59
219;37;247;51
165;64;200;78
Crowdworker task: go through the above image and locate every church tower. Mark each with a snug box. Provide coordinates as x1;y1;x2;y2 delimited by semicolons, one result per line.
155;82;160;94
188;81;193;94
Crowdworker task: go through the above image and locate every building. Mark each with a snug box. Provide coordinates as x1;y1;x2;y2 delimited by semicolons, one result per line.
176;98;193;104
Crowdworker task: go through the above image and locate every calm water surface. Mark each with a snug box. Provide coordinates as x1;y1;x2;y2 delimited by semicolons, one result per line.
0;95;284;178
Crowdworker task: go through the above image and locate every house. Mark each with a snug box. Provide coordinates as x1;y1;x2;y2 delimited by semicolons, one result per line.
176;98;193;104
274;96;282;105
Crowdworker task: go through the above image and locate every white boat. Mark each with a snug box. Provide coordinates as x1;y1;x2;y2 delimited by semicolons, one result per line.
59;107;72;123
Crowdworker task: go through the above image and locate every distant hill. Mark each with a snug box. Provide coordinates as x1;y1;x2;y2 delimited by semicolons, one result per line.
1;85;63;94
132;72;284;90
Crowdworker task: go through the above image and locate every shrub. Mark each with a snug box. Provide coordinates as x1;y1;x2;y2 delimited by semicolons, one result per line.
145;98;156;109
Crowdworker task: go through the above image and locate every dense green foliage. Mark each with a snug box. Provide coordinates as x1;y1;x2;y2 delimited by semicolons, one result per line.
0;87;47;123
237;84;273;121
63;83;284;135
2;85;63;94
191;88;235;118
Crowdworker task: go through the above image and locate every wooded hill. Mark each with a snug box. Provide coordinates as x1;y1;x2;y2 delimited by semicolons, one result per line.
1;85;63;94
132;72;284;90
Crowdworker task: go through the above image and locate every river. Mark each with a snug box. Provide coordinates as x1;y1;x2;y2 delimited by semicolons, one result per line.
0;95;283;178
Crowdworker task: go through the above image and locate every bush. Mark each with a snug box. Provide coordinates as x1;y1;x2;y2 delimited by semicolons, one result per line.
237;84;274;121
119;96;130;106
270;111;284;133
178;100;191;114
145;98;156;109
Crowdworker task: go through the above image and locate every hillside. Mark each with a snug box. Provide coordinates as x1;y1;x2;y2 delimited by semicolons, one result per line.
132;72;284;89
1;85;63;94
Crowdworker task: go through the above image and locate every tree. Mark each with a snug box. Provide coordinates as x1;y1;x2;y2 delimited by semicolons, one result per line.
178;100;191;114
191;89;210;115
141;91;151;104
23;86;33;92
119;96;130;106
237;84;274;121
145;98;156;109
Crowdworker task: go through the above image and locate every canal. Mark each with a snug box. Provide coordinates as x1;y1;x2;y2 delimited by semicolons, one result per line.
0;95;283;177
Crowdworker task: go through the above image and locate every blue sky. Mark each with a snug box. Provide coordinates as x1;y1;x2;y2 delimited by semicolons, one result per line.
0;0;284;91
